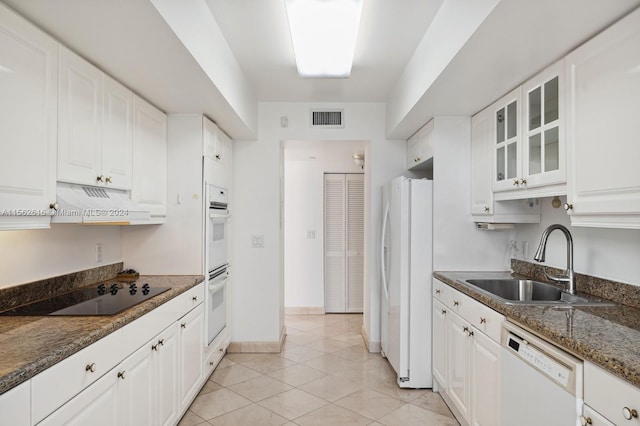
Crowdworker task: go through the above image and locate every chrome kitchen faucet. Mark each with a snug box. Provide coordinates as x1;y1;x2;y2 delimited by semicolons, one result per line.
533;224;576;295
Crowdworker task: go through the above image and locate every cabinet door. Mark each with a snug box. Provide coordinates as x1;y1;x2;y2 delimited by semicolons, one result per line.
492;87;522;192
58;45;103;186
39;369;120;426
471;330;501;426
102;75;133;190
432;299;448;389
565;8;640;227
447;311;471;424
407;133;420;169
132;95;167;216
156;323;180;426
522;59;565;189
119;342;155;426
0;380;30;425
179;304;204;408
0;4;57;229
471;108;493;216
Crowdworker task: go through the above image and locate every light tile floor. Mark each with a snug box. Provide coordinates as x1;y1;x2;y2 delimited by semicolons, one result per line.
180;314;458;426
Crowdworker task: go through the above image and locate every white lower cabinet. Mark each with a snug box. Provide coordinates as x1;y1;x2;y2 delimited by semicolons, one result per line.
179;304;205;408
584;361;640;425
433;279;504;426
0;380;31;425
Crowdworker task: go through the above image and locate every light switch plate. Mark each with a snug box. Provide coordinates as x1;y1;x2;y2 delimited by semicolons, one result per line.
251;235;264;248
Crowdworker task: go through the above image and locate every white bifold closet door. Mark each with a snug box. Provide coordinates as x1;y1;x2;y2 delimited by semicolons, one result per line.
324;173;364;313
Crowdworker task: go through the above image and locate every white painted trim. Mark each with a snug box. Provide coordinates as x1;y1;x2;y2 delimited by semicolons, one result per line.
284;306;326;315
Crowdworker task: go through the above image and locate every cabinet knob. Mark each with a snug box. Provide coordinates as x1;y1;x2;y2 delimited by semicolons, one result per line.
49;202;59;211
96;175;104;183
623;407;638;420
564;203;573;211
219;348;224;352
416;157;420;162
215;154;221;160
453;301;459;306
463;326;468;333
435;289;441;294
209;361;214;366
468;329;474;337
105;176;112;184
520;178;527;185
513;179;520;186
580;416;592;425
484;206;490;213
192;296;198;302
118;371;126;380
441;309;447;315
181;323;186;328
152;343;158;351
480;317;486;324
85;363;97;373
158;339;164;346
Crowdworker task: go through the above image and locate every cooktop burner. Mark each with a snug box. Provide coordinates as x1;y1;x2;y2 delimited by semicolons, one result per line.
0;282;171;316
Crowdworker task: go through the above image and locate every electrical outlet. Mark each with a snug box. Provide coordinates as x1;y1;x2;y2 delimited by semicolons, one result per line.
251;235;264;248
96;242;103;263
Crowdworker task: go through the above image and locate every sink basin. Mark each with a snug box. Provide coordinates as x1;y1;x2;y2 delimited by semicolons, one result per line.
460;279;614;306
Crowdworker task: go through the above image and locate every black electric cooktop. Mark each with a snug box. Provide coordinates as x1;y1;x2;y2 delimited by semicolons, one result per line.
0;282;171;316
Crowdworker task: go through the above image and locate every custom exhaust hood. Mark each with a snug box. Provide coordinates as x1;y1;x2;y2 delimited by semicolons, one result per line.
52;183;150;224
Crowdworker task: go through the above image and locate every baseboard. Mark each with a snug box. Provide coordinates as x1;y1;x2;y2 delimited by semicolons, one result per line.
227;325;287;353
284;306;325;315
362;324;381;353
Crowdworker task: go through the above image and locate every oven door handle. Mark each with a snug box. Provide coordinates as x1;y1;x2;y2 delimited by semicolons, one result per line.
208;277;229;293
209;212;230;219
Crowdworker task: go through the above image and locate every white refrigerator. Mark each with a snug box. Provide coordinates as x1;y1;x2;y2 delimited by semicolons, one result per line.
381;176;433;388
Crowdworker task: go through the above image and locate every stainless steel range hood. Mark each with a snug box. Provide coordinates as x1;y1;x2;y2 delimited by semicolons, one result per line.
51;183;150;224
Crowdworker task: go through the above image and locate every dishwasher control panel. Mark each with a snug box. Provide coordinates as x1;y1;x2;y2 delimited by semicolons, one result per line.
506;333;571;387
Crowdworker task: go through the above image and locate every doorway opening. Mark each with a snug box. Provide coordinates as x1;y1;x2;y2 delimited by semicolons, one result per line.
282;140;367;315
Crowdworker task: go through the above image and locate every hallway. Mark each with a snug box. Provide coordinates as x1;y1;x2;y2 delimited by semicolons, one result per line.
179;314;457;425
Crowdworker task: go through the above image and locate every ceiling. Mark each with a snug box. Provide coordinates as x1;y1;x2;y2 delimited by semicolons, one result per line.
205;0;442;102
3;0;640;140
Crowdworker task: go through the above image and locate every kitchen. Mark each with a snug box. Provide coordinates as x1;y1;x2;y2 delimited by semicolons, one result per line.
1;0;640;425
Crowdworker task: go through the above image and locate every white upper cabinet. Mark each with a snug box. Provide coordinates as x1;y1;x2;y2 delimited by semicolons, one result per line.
0;3;58;230
58;46;133;190
407;120;434;170
565;7;640;228
491;60;567;201
471;105;540;223
492;87;522;193
58;46;103;186
203;117;231;189
132;95;167;218
522;59;566;192
102;75;133;190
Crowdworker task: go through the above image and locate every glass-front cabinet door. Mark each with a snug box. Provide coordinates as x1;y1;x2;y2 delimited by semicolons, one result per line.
522;59;566;188
492;87;522;192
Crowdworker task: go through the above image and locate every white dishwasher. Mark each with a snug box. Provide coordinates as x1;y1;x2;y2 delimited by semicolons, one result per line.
501;321;583;426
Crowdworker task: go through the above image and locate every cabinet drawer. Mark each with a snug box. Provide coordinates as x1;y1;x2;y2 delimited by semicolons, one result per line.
32;329;122;424
583;405;615;426
122;283;204;357
433;279;450;304
467;303;503;343
585;361;640;425
0;380;30;425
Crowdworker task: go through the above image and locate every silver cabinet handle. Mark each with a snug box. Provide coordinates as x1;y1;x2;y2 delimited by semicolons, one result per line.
105;176;112;184
96;175;104;182
85;363;96;373
623;407;638;420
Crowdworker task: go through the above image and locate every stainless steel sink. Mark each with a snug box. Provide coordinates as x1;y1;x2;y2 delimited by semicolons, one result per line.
460;278;614;306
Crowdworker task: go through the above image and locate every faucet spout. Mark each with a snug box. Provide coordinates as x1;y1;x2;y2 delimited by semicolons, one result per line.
533;224;576;295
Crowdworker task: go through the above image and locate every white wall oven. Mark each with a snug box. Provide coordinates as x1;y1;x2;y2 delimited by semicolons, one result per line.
206;184;229;345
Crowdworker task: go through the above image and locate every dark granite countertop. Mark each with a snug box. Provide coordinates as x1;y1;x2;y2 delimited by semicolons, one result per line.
0;275;203;395
434;270;640;389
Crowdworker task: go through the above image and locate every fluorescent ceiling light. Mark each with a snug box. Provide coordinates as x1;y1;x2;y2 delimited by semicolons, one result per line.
285;0;363;78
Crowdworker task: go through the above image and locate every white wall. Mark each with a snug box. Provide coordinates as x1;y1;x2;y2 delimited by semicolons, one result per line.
432;117;513;271
0;225;121;288
232;102;406;347
514;197;640;287
284;159;362;309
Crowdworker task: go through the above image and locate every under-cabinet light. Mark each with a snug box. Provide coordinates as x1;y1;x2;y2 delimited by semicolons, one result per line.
284;0;363;78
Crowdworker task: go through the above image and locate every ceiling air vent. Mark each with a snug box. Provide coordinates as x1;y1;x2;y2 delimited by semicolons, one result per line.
311;109;344;128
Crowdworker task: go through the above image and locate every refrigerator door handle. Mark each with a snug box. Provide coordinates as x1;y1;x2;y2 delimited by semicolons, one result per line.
380;202;390;301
